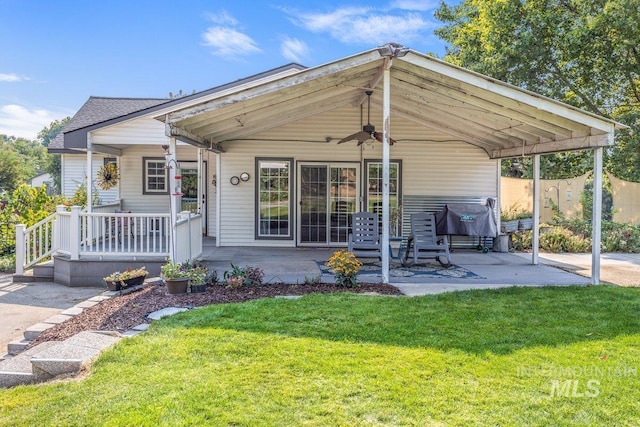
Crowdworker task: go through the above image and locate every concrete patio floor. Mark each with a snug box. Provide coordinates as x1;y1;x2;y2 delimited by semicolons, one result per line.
199;243;593;296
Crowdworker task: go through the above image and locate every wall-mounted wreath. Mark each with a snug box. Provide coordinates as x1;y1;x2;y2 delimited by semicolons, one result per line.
96;163;120;190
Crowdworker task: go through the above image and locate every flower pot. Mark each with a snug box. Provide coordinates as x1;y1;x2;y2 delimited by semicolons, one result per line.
518;218;533;230
165;278;189;294
190;283;207;293
500;220;519;233
105;280;123;291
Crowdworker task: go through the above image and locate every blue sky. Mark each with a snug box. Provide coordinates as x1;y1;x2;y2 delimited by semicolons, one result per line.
1;0;453;140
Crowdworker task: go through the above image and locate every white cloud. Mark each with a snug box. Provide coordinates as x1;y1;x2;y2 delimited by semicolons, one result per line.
280;37;309;62
0;73;29;82
0;104;63;140
202;11;261;58
205;10;238;26
286;6;436;46
390;0;440;12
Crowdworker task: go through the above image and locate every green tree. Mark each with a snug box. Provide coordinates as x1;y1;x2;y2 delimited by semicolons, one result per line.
39;117;70;193
435;0;640;181
0;136;31;192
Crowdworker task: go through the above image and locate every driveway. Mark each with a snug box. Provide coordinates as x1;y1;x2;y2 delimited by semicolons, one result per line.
513;252;640;287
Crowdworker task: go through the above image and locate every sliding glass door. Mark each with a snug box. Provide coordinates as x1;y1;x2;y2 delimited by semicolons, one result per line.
298;163;360;245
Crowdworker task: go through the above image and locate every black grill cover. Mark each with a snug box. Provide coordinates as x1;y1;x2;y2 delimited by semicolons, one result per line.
435;203;498;237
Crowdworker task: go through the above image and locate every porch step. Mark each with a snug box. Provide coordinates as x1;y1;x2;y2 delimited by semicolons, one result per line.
33;261;54;277
12;261;55;283
0;341;58;388
0;332;122;388
23;322;56;341
30;331;121;383
7;339;31;356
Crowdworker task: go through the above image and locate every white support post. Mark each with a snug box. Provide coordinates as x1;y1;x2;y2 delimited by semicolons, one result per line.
86;148;94;244
86;148;93;213
591;147;604;285
532;154;540;265
15;224;25;275
70;206;81;260
381;63;392;284
168;137;178;262
216;152;221;247
197;148;203;216
55;205;65;254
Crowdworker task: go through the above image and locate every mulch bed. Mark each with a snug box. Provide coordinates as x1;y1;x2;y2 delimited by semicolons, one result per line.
27;281;402;349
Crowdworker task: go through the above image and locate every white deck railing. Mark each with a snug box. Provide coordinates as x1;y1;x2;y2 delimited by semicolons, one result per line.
175;212;203;263
14;212;57;275
16;205;202;272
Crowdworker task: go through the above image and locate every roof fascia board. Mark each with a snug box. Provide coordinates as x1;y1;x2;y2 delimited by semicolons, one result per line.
401;53;620;133
166;50;382;124
491;132;614;158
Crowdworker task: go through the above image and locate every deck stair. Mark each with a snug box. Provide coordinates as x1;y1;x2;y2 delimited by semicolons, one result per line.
0;331;121;388
12;260;55;283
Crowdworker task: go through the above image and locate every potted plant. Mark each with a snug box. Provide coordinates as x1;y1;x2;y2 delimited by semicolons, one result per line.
160;260;190;294
103;267;148;291
517;211;534;230
188;265;208;293
500;204;522;233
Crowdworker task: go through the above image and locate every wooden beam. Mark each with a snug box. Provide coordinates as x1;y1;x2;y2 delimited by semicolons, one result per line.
490;133;612;158
401;54;617;133
187;87;354;136
354;58;388;107
392;99;519;147
209;96;354;144
165;124;224;153
90;144;122;157
393;67;578;138
167;51;381;123
393;109;495;156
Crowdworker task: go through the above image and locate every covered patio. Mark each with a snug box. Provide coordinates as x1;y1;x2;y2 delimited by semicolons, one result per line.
199;238;591;295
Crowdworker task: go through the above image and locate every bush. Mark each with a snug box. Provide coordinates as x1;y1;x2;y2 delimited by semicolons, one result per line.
0;255;15;273
223;263;265;287
601;222;640;252
539;227;591;253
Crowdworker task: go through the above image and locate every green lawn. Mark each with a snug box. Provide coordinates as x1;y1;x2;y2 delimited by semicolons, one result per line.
1;286;639;426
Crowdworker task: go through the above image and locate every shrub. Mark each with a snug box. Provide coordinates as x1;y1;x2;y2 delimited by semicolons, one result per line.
326;250;362;287
223;263;264;287
539;227;591;253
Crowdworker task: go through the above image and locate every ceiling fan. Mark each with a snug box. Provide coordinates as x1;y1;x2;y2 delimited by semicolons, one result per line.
337;90;396;146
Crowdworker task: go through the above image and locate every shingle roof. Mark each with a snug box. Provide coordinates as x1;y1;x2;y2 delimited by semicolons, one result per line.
49;96;169;149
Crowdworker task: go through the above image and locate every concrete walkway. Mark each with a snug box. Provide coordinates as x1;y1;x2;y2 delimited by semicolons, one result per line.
0;274;101;357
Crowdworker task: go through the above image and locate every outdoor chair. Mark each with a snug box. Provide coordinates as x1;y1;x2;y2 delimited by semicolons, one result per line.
348;212;382;260
404;212;451;267
114;209;134;243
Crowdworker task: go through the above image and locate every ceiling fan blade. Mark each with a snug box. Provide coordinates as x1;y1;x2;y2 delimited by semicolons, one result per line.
372;131;396;145
337;131;372;144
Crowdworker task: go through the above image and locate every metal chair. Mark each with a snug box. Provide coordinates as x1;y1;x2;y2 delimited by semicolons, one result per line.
405;212;451;266
347;212;382;260
114;209;134;243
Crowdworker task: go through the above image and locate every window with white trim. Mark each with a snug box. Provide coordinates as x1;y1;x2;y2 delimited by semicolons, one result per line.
143;157;168;194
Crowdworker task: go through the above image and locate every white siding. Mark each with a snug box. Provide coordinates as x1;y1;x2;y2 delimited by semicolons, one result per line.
216;108;498;246
61;154;119;203
89;117;217;234
92;117;169;145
